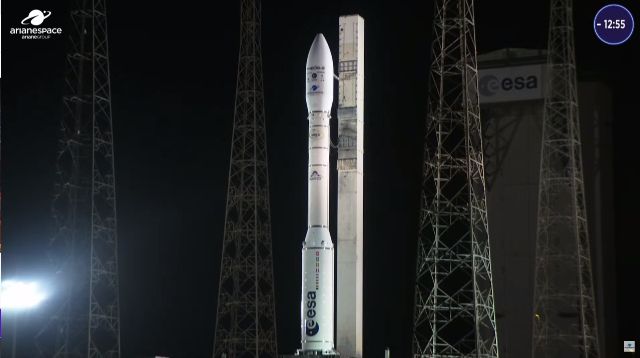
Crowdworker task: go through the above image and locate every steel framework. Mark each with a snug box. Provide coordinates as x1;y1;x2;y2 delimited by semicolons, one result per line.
212;0;278;357
532;0;600;357
412;0;499;356
37;0;121;356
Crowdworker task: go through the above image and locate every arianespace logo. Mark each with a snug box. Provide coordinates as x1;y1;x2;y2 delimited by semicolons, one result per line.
10;10;62;40
21;10;51;25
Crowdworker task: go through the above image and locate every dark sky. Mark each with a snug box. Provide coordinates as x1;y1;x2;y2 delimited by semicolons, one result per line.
2;0;638;357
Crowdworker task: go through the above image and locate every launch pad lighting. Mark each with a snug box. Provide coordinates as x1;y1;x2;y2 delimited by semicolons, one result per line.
1;280;47;310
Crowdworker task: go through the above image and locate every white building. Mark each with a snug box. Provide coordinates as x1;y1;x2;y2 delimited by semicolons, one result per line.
479;48;617;358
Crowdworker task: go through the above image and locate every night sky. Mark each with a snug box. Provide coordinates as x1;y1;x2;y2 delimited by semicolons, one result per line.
2;0;639;357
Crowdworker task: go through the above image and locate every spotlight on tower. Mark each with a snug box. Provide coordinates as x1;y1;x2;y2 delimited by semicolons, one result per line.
1;280;47;311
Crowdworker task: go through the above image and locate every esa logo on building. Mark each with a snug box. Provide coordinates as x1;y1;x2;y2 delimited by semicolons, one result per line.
478;65;544;104
479;74;538;97
10;9;62;40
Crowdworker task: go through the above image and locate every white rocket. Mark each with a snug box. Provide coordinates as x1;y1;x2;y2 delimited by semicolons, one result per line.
300;33;336;355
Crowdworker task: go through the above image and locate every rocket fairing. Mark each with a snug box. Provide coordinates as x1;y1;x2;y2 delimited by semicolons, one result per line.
300;33;336;355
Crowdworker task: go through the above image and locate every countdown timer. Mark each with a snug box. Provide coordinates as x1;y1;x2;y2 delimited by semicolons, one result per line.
594;4;634;45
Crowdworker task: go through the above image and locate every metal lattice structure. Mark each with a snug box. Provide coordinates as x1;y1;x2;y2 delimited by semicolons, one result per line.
37;0;121;356
532;0;600;357
212;0;278;357
412;0;499;356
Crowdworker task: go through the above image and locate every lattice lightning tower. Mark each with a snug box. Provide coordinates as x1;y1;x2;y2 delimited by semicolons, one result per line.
37;0;121;356
412;0;500;356
532;0;600;357
212;0;278;357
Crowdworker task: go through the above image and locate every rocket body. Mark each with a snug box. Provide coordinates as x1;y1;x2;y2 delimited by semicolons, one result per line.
300;33;336;355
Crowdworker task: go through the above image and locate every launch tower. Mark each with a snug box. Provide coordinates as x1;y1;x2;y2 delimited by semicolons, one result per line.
411;0;500;356
212;0;279;357
37;0;121;356
336;15;364;358
532;0;601;356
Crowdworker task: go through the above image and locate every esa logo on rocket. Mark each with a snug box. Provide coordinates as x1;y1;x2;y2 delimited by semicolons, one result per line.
305;291;320;336
305;250;322;337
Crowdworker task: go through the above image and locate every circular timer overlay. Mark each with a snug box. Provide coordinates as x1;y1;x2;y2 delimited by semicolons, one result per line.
594;4;635;45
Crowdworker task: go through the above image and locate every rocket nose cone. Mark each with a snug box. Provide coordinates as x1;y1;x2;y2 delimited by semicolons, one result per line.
311;33;328;50
305;33;334;112
306;33;333;69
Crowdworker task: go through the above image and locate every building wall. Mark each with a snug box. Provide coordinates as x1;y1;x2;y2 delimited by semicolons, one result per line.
479;51;616;357
482;100;542;358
